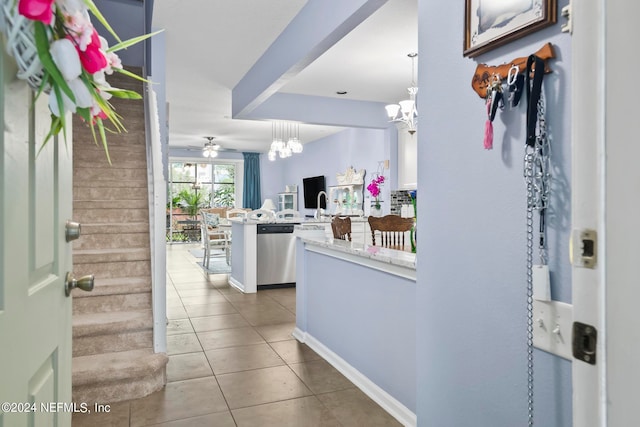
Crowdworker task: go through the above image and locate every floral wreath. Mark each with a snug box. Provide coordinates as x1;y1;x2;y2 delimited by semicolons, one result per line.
2;0;160;162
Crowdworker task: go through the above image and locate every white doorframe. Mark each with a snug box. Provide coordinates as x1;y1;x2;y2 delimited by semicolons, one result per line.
572;1;640;425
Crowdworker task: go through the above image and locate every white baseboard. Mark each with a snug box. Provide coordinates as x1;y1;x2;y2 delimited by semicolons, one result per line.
228;276;245;293
293;329;416;427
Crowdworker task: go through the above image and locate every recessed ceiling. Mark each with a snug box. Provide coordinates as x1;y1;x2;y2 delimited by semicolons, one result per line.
152;0;418;154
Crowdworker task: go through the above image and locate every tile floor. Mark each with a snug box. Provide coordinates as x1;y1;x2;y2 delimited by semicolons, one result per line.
72;243;401;427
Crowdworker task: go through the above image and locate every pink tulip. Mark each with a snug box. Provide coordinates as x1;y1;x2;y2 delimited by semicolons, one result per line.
18;0;55;24
76;29;107;73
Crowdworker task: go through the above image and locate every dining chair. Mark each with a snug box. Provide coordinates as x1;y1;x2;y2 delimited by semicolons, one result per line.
226;208;250;219
368;215;414;250
275;209;301;221
200;211;230;267
331;216;352;241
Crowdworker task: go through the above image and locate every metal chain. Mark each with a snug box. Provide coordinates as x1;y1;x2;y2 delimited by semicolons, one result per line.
523;91;551;427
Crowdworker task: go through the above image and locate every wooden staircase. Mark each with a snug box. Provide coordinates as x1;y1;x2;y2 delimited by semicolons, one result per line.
71;69;167;403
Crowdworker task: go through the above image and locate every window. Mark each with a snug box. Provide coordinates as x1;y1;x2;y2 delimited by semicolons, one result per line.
167;161;238;242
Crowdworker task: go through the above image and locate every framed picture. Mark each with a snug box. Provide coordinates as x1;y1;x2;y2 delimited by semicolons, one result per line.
464;0;557;57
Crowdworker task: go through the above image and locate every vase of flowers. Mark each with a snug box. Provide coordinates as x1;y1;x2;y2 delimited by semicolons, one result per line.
0;0;160;162
367;174;385;216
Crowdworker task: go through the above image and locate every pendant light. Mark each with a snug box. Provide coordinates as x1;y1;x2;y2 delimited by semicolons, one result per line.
385;53;418;135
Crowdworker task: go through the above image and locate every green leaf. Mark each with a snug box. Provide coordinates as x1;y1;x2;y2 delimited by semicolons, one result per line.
52;84;68;142
40;115;62;152
96;119;112;165
82;0;122;43
76;107;92;123
34;22;75;102
113;67;152;84
107;30;164;53
106;88;142;99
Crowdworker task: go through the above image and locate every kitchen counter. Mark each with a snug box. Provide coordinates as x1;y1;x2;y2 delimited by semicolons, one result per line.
293;230;417;425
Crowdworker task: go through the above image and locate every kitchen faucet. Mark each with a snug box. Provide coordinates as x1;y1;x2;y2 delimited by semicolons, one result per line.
316;191;328;219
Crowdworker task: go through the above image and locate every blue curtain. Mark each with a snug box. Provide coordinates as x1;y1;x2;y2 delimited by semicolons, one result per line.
243;152;262;209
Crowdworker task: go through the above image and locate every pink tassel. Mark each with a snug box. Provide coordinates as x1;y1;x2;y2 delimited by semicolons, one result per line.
483;98;493;150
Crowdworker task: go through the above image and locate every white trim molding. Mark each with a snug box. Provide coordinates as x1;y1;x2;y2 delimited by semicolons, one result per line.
293;328;417;427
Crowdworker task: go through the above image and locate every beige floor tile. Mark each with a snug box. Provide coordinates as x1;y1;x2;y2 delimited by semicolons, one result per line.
176;288;222;297
254;322;296;342
183;302;238;318
168;272;208;283
166;305;188;320
171;280;216;290
166;319;194;335
205;343;285;374
232;396;342;427
190;313;250;333
130;377;228;427
235;304;296;326
180;294;228;306
167;352;213;382
317;388;403;427
223;292;277;305
269;339;322;364
72;401;130;427
166;297;184;309
197;327;265;351
146;411;236;426
166;333;202;355
289;359;354;394
217;365;312;409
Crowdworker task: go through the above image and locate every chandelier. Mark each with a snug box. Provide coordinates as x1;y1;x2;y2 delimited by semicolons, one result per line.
202;136;219;158
385;53;418;135
268;121;303;161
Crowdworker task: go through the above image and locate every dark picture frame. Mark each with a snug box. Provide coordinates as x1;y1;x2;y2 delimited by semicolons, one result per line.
464;0;557;58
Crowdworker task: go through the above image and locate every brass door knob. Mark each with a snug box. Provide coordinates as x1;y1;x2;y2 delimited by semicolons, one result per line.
65;272;94;297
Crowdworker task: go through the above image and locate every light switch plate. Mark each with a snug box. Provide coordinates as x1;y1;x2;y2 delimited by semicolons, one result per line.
532;300;573;360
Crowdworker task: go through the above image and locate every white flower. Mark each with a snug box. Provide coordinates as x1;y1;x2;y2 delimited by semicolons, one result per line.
48;88;76;116
55;0;87;15
63;10;93;51
49;39;81;81
68;78;93;108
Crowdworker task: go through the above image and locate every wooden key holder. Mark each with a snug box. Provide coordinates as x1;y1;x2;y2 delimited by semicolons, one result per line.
471;43;556;99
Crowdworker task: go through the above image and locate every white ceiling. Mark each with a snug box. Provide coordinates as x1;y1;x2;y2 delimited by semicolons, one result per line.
152;0;417;154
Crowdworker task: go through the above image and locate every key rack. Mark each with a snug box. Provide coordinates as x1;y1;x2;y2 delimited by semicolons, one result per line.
470;43;556;99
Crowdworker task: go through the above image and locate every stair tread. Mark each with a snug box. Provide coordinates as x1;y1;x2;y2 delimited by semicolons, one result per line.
72;276;151;299
73;309;152;337
74;247;149;255
72;349;168;386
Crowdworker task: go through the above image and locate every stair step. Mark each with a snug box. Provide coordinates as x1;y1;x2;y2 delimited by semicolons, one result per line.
73;310;153;338
74;179;147;189
73;230;149;251
74;207;149;223
72;277;151;314
73;276;151;298
74;199;149;210
74;167;147;182
74;247;150;264
74;186;147;202
74;260;151;279
72;349;168;403
79;222;149;235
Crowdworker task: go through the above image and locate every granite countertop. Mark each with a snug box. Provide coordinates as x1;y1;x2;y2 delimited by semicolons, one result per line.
298;234;416;270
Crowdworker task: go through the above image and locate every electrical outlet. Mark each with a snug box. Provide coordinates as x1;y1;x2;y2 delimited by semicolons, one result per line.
532;300;573;360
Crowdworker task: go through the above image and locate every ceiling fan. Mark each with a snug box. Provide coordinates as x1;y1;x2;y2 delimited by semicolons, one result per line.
168;136;238;157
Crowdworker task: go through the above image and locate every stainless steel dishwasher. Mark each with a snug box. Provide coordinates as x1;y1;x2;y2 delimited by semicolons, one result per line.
256;223;297;286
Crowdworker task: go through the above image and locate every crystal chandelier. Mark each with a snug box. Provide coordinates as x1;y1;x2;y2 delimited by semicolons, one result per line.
202;136;219;158
268;121;303;161
385;53;418;135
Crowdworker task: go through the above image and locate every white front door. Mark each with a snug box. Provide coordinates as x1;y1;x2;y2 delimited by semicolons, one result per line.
572;1;640;426
0;47;74;425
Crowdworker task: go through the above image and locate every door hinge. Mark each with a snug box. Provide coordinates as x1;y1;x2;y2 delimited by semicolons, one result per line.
561;1;572;34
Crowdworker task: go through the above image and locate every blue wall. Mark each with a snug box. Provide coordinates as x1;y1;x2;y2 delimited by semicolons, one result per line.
416;1;572;426
260;126;395;216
